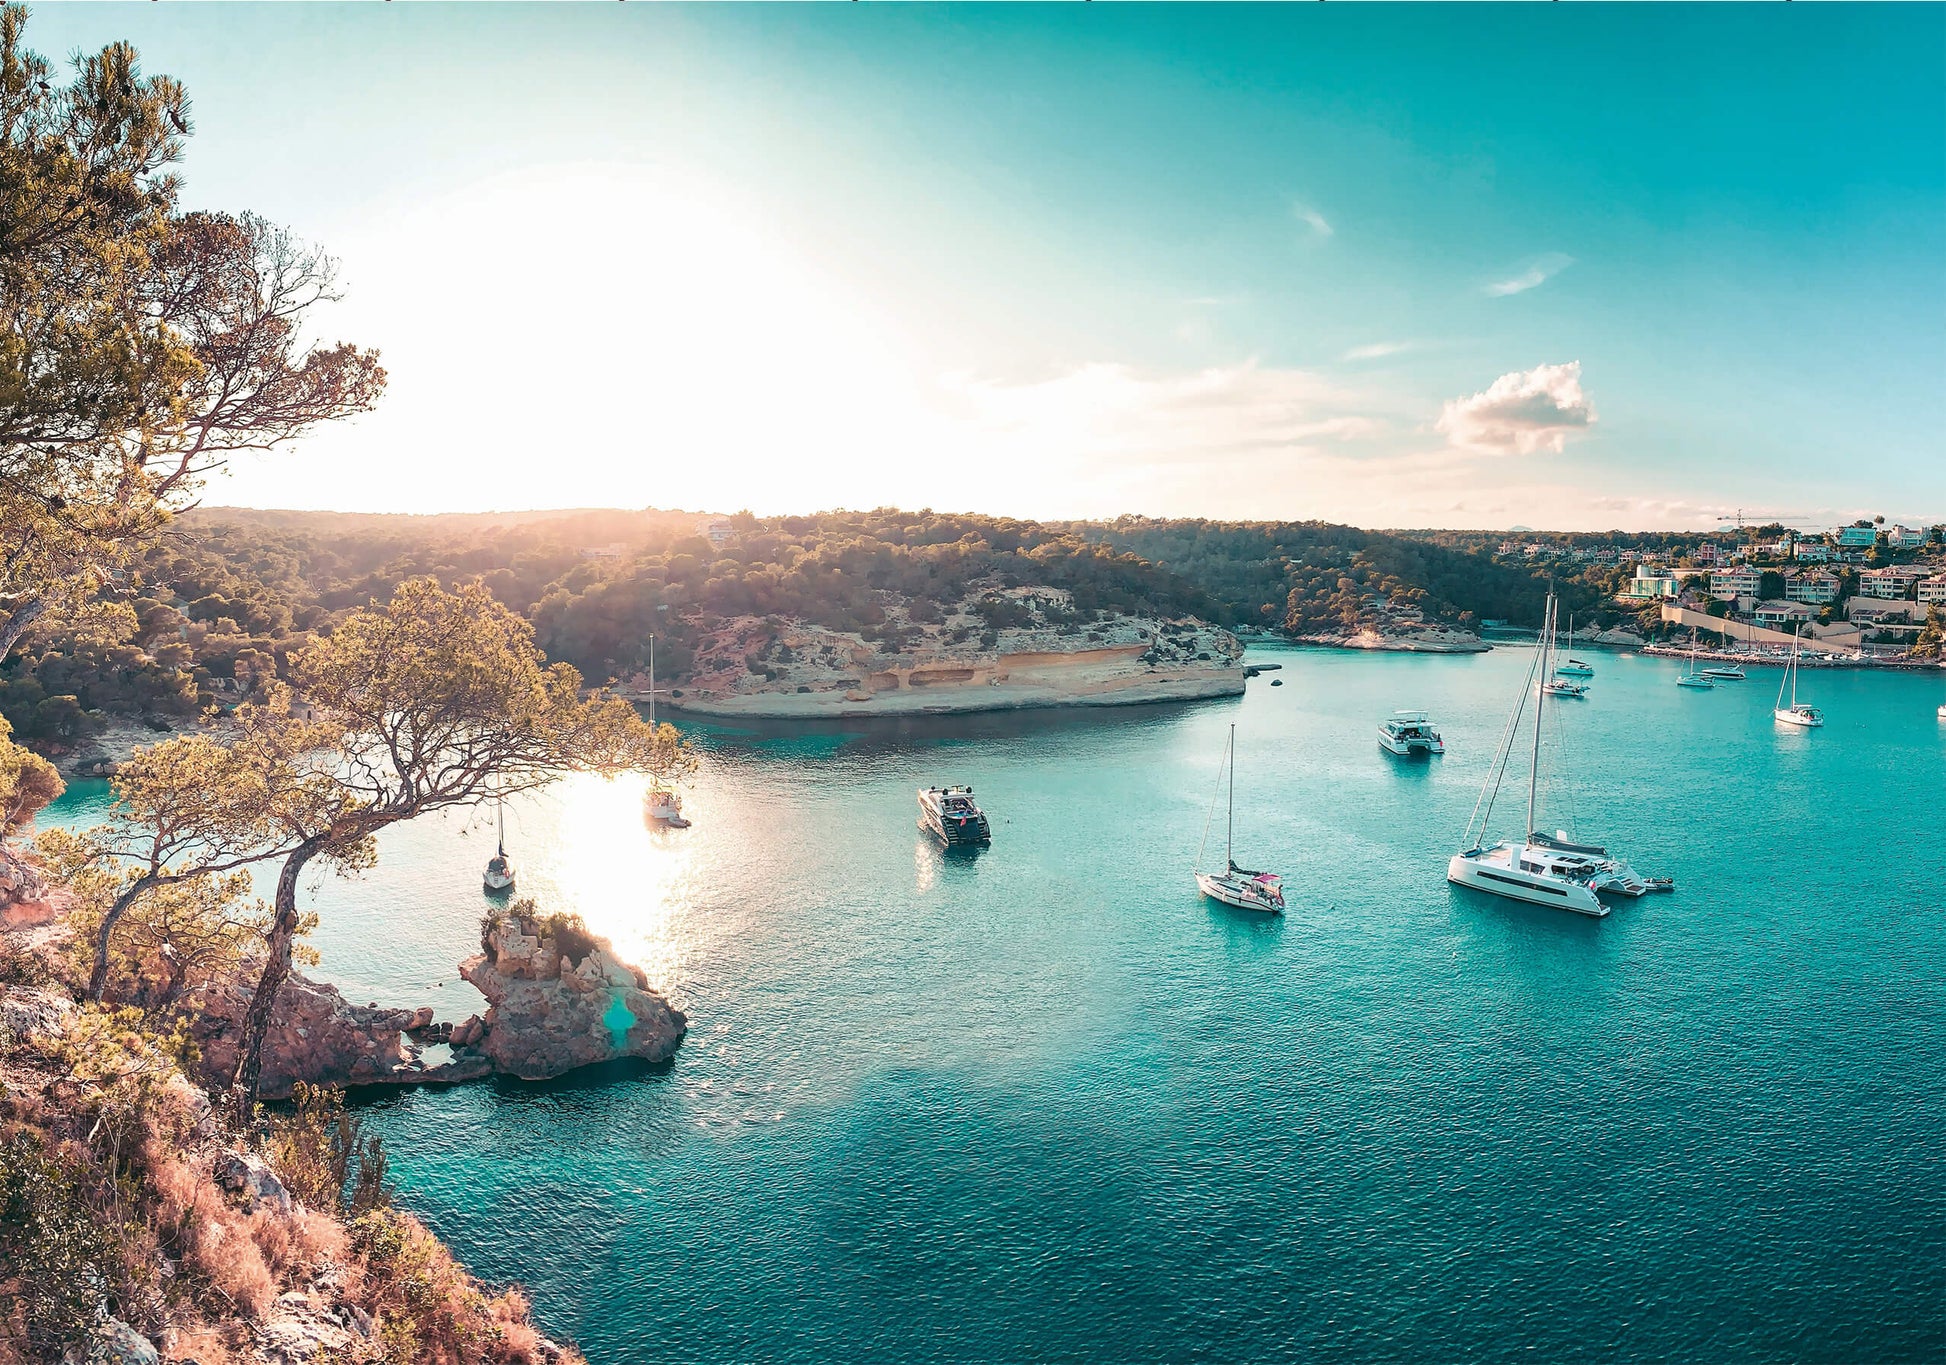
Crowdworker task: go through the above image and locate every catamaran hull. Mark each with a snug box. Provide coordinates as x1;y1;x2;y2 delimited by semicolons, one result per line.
1378;733;1443;756
1197;871;1282;914
1446;854;1608;917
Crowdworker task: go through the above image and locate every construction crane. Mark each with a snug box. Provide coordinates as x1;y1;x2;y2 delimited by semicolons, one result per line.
1715;509;1818;534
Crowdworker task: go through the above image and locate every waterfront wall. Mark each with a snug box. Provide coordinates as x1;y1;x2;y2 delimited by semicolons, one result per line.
1659;604;1851;654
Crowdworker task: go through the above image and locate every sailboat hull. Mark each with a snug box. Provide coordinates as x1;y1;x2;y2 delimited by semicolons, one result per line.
1197;871;1283;914
1447;852;1608;917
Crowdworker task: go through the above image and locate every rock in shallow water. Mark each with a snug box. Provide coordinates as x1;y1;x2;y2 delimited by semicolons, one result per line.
460;910;686;1080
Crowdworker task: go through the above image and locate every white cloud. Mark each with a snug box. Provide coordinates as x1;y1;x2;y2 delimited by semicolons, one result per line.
1437;361;1597;455
1343;340;1415;362
1293;202;1334;238
1484;252;1574;297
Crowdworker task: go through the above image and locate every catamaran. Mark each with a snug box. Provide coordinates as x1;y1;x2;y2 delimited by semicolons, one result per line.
1676;643;1715;689
1448;592;1665;916
1774;627;1824;728
640;635;692;827
1195;724;1285;914
482;791;515;895
1378;710;1445;756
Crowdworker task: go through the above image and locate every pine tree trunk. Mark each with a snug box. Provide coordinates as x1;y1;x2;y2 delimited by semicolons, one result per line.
229;842;320;1118
87;877;157;1002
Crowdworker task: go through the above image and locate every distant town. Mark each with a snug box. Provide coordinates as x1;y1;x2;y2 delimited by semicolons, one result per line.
1486;521;1945;657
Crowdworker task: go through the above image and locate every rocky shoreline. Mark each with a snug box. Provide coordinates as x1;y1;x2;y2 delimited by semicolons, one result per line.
185;908;687;1100
635;590;1247;719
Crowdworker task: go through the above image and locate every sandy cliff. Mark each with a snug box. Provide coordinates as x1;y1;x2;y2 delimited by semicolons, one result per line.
643;587;1245;718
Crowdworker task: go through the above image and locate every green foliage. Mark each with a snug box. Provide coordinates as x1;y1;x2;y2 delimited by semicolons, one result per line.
264;1082;390;1218
0;711;62;834
0;1130;128;1356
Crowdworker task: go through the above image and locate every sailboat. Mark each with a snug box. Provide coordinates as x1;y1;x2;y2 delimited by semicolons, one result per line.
1774;627;1824;728
641;635;692;827
1676;641;1715;688
1448;591;1665;916
1554;613;1595;677
1195;724;1285;914
482;791;515;895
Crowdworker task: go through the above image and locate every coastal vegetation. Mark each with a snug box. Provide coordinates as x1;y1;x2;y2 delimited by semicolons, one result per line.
0;9;671;1357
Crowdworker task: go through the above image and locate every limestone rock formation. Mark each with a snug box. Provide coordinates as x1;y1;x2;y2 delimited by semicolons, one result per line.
189;969;492;1101
460;910;686;1080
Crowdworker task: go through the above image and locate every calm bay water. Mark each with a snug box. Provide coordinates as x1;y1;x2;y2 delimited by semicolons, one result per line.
45;645;1946;1363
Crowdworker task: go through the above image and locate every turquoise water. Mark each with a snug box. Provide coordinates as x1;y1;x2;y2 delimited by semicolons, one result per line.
42;646;1946;1362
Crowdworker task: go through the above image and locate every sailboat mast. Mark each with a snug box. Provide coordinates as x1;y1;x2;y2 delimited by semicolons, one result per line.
1528;594;1552;841
648;634;656;728
1227;724;1235;869
495;792;505;856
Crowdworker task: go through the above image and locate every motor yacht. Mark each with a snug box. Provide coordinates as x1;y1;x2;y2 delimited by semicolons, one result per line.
1378;710;1445;756
919;785;991;845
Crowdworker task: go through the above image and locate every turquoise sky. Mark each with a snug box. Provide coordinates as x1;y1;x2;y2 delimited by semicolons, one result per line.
28;3;1946;530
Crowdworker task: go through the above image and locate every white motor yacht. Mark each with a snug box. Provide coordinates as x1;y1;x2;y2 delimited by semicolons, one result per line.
1699;663;1745;681
1195;725;1285;914
1378;710;1445;756
1447;591;1667;917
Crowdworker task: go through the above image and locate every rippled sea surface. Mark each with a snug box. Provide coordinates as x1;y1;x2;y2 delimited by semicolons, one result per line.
45;645;1946;1363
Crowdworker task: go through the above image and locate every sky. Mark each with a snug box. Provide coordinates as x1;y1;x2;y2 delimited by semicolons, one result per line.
24;3;1946;530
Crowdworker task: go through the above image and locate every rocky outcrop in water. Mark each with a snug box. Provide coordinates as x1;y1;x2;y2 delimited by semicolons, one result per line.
189;969;492;1100
459;910;686;1080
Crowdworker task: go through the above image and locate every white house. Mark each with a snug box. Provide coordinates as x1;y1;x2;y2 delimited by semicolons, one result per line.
1625;569;1681;599
1857;568;1914;600
1709;568;1763;601
1794;542;1832;563
1847;599;1913;624
1918;575;1946;606
1753;601;1817;628
1887;525;1930;549
1784;570;1840;606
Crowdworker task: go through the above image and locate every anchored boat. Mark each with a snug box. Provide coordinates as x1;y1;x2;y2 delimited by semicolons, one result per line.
919;785;991;845
1194;724;1285;914
1447;591;1667;917
639;634;693;827
482;792;515;895
1378;710;1446;756
1774;628;1824;728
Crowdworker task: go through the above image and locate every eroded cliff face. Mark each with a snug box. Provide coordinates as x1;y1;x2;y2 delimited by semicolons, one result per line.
638;586;1245;717
459;911;687;1081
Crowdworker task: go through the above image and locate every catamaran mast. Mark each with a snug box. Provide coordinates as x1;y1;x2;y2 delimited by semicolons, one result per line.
1528;593;1552;841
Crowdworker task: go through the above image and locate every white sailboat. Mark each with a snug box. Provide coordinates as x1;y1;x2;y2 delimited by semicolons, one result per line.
482;791;515;895
641;635;691;827
1774;627;1824;728
1448;592;1666;916
1554;613;1595;677
1676;641;1715;688
1195;724;1285;914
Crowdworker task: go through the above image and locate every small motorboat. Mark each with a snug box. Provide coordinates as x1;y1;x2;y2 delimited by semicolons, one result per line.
645;784;691;828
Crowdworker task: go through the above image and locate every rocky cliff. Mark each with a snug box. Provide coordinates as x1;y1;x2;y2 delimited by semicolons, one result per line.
645;586;1245;718
460;909;687;1080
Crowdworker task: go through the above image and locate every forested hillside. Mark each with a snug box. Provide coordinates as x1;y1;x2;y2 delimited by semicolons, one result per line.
1071;518;1635;637
4;505;1655;745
